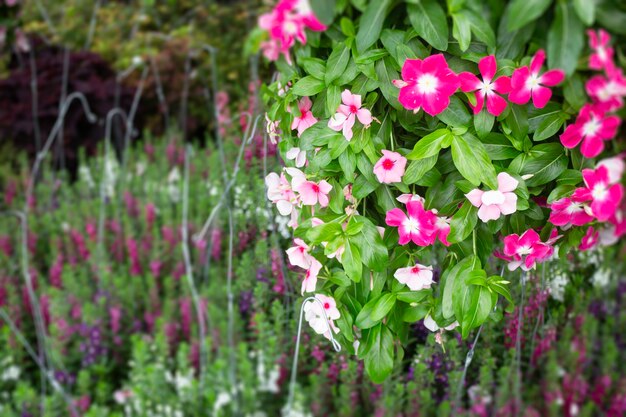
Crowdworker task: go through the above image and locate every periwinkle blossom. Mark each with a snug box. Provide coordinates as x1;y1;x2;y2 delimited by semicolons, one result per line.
465;172;519;223
549;197;594;228
285;147;307;167
458;55;512;116
301;258;322;294
585;67;626;112
393;263;434;291
560;104;620;158
304;294;340;340
385;200;437;246
509;49;565;109
502;229;554;271
290;97;317;137
588;29;614;71
393;54;460;116
286;238;313;269
328;90;373;141
373;150;407;184
579;226;599;251
572;165;624;222
290;169;332;207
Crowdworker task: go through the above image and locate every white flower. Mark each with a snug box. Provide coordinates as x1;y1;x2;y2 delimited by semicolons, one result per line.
548;272;568;302
1;365;20;381
213;392;231;413
592;268;611;288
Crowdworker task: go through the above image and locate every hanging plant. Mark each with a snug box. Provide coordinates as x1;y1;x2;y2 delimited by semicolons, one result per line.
257;0;626;382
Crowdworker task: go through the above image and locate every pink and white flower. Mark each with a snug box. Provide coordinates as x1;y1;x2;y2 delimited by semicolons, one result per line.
394;263;434;291
597;155;625;184
509;50;565;109
503;229;553;271
572;165;624;222
588;29;614;71
423;315;459;332
291;174;332;207
301;258;322;294
432;213;451;246
397;193;425;204
328;90;373;141
458;55;512;116
548;197;594;228
373;150;407;184
385;200;437;246
465;172;519;222
303;294;340;340
286;147;307;167
265;113;281;145
291;97;318;137
393;54;460;116
579;226;599;251
559;104;620;158
286;238;314;269
585;68;626;112
265;172;299;215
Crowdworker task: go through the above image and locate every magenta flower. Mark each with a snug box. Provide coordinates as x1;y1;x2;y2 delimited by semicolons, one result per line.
385;200;437;246
585;67;626;112
548;197;593;227
259;2;306;51
373;150;407;184
503;229;553;271
597;155;625;184
393;263;434;291
458;55;512;116
301;258;322;294
572;165;624;222
588;29;614;71
290;97;318;137
265;172;298;215
392;54;460;116
286;238;313;269
465;172;518;222
509;50;565;109
328;90;373;140
433;214;451;247
560;104;620;158
579;226;599;251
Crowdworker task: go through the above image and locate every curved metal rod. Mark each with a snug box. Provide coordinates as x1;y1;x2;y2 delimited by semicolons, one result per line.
286;297;341;414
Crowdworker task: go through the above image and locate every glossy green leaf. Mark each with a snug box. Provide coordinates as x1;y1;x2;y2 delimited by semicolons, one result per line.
356;0;393;53
363;324;394;383
406;129;452;160
325;44;351;85
547;1;584;75
408;0;449;51
448;201;478;244
403;155;439;184
451;133;498;188
292;76;326;96
506;0;553;31
370;293;397;322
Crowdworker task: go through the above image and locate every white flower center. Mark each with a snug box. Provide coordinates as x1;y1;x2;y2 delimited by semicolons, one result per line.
592;183;608;201
417;74;438;95
283;20;298;35
582;118;601;137
518;245;532;256
479;81;493;96
403;217;420;234
526;74;541;90
566;202;583;214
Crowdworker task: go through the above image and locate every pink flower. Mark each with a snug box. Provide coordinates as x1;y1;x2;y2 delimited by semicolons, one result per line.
385;200;437;246
259;2;306;51
394;263;434;291
396;193;425;204
373;150;407;184
328;90;373;140
597;155;625;184
265;172;298;215
503;229;553;271
433;214;451;246
548;197;594;227
424;314;458;332
265;113;281;144
579;226;599;251
286;238;313;269
393;54;460;116
303;293;340;340
286;147;307;167
586;68;626;112
560;104;620;158
572;165;624;222
292;175;332;207
458;55;512;116
465;172;519;222
509;50;565;109
588;29;614;71
291;97;318;137
301;258;322;294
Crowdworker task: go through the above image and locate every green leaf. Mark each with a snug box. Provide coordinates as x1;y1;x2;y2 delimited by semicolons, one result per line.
482;133;521;160
355;48;389;65
464;9;496;52
356;0;393;53
306;222;343;244
474;109;495;139
573;0;595;26
310;0;336;26
353;175;379;199
396;290;430;303
356;296;382;329
406;129;453;160
488;279;514;304
458;285;493;339
506;104;529;141
563;73;588;110
292;76;326;96
533;112;566;141
326;84;342;116
442;255;478;319
452;12;472;52
547;1;584;75
466;269;488;286
437;95;472;127
506;0;553;31
343;240;362;282
338;148;357;180
596;3;626;35
496;6;536;59
300;58;326;78
403;155;439;184
408;0;449;51
509;143;568;187
351;216;389;272
370;293;397;322
448;201;478;244
363;324;394;383
451;133;498;189
325;44;351;85
375;57;402;109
